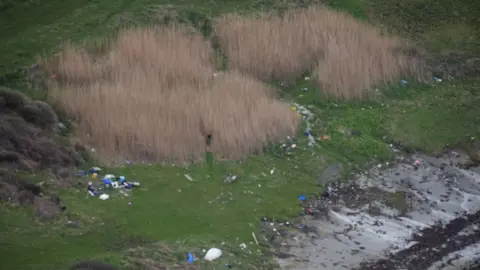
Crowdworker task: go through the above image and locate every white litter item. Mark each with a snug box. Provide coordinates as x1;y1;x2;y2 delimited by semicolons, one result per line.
104;174;115;179
184;174;194;181
204;248;222;261
99;194;110;200
111;181;119;188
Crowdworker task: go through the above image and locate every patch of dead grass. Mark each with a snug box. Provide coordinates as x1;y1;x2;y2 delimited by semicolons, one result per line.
214;6;426;99
44;25;299;164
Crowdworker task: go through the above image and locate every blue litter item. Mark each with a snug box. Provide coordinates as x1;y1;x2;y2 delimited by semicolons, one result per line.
186;252;195;263
304;129;311;136
298;195;306;201
89;167;101;174
125;183;133;189
400;80;407;85
102;178;112;185
119;176;126;183
87;184;97;195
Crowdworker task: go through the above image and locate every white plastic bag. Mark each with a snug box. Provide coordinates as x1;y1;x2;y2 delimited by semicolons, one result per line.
204;248;222;261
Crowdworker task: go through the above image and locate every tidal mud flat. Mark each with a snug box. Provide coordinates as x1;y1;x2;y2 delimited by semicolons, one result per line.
277;151;480;270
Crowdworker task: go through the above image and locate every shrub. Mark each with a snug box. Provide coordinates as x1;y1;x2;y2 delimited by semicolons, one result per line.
46;25;299;164
214;7;426;99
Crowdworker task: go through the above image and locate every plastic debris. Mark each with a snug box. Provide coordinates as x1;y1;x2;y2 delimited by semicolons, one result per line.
184;174;194;182
252;232;259;245
239;243;247;249
320;135;330;141
104;174;115;179
99;194;109;200
434;76;442;82
87;181;97;196
89;167;101;174
102;178;112;186
92;173;98;179
301;87;308;92
298;195;307;201
204;248;222;261
186;252;195;263
119;176;126;183
401;79;408;85
224;174;237;184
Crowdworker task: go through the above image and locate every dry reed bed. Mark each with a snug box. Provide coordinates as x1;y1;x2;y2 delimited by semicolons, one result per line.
214;7;425;99
46;26;299;164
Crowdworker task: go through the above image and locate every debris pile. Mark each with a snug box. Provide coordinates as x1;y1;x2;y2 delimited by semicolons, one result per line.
76;167;142;201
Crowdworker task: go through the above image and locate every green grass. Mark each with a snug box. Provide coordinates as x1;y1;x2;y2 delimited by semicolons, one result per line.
1;0;480;269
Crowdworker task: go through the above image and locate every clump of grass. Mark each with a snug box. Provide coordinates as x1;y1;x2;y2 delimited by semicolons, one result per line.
214;6;426;99
44;25;299;164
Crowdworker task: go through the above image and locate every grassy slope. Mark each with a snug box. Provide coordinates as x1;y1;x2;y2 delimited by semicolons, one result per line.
1;0;480;269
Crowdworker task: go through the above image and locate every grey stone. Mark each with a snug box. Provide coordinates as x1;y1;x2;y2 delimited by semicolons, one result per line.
318;163;344;185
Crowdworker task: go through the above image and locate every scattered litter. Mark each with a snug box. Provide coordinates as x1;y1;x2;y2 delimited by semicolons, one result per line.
291;144;297;149
186;252;195;263
401;79;408;85
89;167;101;174
298;195;307;201
224;174;238;184
252;232;259;245
434;76;442;82
304;76;310;80
204;248;222;261
184;174;194;182
270;168;275;175
320;135;330;141
239;243;247;249
79;167;143;200
414;159;421;168
104;174;115;179
102;178;112;186
301;87;308;92
87;181;97;196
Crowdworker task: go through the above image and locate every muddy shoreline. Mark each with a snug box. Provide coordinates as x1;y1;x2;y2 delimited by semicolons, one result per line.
275;151;480;270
